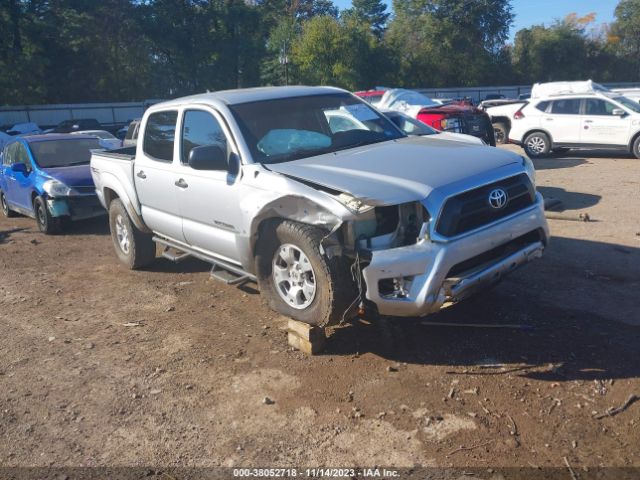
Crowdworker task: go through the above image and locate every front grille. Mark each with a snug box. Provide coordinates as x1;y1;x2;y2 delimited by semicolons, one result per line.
436;174;535;237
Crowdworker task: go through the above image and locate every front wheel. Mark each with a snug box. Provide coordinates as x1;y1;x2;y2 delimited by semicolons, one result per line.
1;191;17;218
34;196;62;234
523;132;551;158
108;198;156;269
633;136;640;159
255;220;357;326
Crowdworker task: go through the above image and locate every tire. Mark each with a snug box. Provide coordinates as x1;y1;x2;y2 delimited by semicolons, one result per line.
108;198;156;269
255;220;358;327
633;136;640;159
1;191;17;218
34;196;62;234
523;132;551;158
493;122;508;145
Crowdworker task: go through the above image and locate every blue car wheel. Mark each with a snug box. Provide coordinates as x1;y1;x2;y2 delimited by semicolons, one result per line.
1;191;17;218
34;196;62;235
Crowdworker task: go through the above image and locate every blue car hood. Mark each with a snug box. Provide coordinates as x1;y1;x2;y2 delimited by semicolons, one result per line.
40;165;94;187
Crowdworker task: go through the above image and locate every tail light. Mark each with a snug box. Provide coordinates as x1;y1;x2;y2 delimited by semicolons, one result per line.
514;109;525;120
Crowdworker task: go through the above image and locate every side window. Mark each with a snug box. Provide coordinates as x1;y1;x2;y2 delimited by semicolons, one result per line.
551;99;581;115
585;99;616;116
143;111;178;162
534;101;550;112
2;145;13;166
181;110;228;164
15;144;32;172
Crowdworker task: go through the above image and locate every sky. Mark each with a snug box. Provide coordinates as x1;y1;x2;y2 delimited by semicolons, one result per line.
332;0;618;41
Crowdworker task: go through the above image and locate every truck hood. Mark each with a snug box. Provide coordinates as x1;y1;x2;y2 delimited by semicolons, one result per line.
41;165;95;187
266;136;521;205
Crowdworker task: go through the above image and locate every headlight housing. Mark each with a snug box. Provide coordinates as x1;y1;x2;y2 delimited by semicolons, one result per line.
43;180;72;197
521;155;536;184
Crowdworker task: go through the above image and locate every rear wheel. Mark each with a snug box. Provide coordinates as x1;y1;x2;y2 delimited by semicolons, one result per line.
524;132;551;158
493;122;508;145
34;196;62;234
255;220;357;326
1;191;17;218
108;198;156;269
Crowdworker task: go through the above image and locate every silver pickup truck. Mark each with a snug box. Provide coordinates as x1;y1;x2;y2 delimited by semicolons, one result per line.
90;86;549;326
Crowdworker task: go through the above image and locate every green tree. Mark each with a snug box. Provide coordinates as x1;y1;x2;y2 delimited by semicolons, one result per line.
350;0;390;37
611;0;640;79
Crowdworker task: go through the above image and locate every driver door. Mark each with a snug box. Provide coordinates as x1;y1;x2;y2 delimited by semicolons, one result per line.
4;143;35;212
175;108;243;263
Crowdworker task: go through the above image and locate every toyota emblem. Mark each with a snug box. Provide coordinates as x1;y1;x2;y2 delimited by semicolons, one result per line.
488;188;508;209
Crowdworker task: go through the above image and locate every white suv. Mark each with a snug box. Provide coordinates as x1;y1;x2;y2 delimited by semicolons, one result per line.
508;88;640;159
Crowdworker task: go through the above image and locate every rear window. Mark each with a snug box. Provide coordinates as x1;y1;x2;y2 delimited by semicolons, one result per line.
30;138;100;168
534;101;550;112
143;112;178;162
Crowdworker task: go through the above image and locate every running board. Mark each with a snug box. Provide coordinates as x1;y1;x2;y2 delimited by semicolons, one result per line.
160;246;190;263
152;236;257;286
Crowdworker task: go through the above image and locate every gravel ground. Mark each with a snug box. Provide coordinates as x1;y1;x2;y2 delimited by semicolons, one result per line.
0;145;639;475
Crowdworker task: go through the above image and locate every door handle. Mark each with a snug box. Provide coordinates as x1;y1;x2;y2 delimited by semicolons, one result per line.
136;170;147;179
174;178;188;189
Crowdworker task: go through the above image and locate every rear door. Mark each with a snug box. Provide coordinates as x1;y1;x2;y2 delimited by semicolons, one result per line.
581;98;630;146
174;108;243;263
133;110;185;242
544;98;582;143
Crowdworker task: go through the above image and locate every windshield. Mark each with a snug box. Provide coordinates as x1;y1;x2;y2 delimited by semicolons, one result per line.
385;111;438;136
615;96;640;114
30;138;101;168
228;93;404;164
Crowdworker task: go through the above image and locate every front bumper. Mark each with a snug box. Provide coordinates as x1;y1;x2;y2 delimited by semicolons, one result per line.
47;195;106;220
361;193;549;317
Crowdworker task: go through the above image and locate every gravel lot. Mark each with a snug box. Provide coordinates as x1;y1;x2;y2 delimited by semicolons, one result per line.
0;145;639;474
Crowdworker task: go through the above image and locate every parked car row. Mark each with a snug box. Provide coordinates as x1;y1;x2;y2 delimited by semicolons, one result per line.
483;80;640;158
2;86;548;326
355;88;496;146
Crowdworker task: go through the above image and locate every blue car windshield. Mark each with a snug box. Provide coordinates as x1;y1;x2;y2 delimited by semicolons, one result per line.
29;138;100;168
228;93;405;164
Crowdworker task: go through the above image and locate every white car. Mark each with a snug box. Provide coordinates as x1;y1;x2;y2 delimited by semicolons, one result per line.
71;130;122;150
508;81;640;158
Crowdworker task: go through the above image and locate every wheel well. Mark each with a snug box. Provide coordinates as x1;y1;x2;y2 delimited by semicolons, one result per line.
491;116;511;130
522;129;553;146
103;187;119;207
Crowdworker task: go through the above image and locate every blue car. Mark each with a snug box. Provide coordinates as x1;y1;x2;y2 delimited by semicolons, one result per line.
0;134;106;234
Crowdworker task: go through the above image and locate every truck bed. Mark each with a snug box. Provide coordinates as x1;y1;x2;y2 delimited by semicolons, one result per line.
90;146;139;216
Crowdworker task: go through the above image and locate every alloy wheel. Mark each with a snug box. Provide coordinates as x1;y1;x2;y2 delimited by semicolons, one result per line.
272;243;317;309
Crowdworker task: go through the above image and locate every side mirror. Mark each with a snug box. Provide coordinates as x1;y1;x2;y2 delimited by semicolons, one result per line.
188;145;227;171
11;163;28;175
612;108;626;117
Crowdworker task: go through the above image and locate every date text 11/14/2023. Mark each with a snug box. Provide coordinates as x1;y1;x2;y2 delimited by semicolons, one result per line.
233;468;400;477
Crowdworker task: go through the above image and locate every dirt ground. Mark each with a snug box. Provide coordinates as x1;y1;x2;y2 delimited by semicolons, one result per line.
1;145;639;476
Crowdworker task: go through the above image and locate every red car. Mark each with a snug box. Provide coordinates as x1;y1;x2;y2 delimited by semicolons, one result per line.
355;89;496;146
